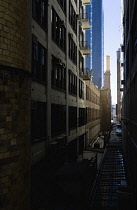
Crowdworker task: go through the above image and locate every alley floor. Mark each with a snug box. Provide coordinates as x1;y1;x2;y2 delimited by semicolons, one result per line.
90;127;133;210
31;126;133;210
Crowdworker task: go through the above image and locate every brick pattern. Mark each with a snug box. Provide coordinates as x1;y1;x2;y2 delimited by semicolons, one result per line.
0;0;31;209
0;0;31;71
0;68;31;209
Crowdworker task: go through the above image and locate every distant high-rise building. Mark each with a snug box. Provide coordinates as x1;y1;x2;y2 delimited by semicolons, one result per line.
86;0;104;88
104;55;111;130
104;56;111;89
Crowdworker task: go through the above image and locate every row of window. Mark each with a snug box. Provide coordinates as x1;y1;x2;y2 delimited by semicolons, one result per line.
31;102;100;142
31;42;84;97
51;104;66;136
69;0;77;34
51;55;66;91
69;70;77;96
51;7;66;52
69;34;77;64
32;35;46;82
32;0;84;43
86;85;100;105
32;0;47;29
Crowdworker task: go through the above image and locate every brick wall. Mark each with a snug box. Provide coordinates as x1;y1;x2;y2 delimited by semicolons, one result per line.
0;1;31;209
0;0;31;71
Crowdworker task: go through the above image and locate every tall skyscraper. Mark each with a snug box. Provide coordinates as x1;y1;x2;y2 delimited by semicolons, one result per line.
86;0;104;88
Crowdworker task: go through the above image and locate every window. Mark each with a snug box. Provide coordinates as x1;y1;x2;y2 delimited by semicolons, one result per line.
79;79;84;99
67;139;77;162
51;104;66;136
87;107;92;123
32;0;47;29
69;34;77;65
51;7;66;52
86;85;92;101
69;106;77;129
69;0;77;34
79;51;84;72
32;35;47;82
79;108;86;126
68;70;77;96
79;135;84;155
57;0;66;14
31;101;47;142
51;55;66;91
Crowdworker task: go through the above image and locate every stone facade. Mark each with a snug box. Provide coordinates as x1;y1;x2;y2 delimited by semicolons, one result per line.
0;0;31;209
104;55;111;130
100;88;110;133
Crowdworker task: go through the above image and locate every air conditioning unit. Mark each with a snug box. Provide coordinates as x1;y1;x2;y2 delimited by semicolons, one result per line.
62;63;66;68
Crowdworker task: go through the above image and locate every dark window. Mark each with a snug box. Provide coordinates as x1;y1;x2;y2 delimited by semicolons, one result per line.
68;70;77;96
79;79;84;99
79;135;84;155
57;0;66;14
79;51;84;72
79;108;86;126
51;55;66;91
69;106;77;129
32;0;47;29
69;0;77;34
69;34;77;65
87;107;92;123
51;104;66;136
67;139;77;162
51;7;66;52
32;35;47;83
86;85;92;101
31;101;47;143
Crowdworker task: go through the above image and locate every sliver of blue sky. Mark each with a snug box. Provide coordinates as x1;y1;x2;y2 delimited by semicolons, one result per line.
103;0;121;105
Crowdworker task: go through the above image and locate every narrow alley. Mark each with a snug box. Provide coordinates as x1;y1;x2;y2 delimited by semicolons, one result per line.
90;126;133;210
31;125;133;210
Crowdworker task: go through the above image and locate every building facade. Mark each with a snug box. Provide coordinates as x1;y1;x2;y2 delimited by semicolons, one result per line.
86;0;104;88
31;0;100;165
0;0;110;210
104;55;111;129
122;0;137;209
117;49;121;123
0;0;102;208
0;0;31;209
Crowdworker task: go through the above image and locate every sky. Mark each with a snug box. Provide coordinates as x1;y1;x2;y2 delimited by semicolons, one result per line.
103;0;121;105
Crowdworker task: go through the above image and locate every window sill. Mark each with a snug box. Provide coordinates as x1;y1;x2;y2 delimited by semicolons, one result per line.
52;85;66;93
31;78;47;85
52;39;66;54
32;16;47;32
